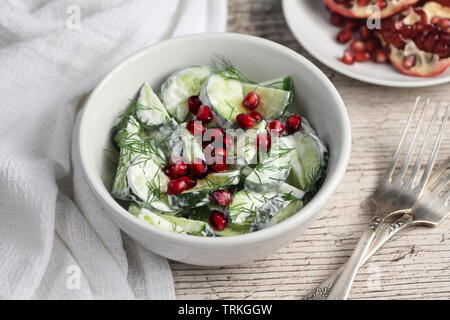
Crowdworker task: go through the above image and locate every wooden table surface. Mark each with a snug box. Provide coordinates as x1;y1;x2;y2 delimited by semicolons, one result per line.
171;0;450;300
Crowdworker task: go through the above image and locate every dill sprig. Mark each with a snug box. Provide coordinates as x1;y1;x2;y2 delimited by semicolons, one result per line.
211;55;257;84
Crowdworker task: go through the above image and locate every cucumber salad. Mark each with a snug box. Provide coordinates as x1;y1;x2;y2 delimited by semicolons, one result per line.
110;58;328;237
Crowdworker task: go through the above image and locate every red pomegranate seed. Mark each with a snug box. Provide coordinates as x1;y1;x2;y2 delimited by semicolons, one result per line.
359;26;371;40
354;51;371;62
286;114;302;134
337;29;353;43
357;0;370;6
187;120;205;136
243;92;260;110
167;178;188;195
376;0;387;10
213;147;227;159
171;160;190;177
344;21;358;31
208;210;228;231
341;50;355;65
196;105;214;124
209;162;228;173
179;176;197;190
163;164;175;178
402;55;416;69
256;133;271;153
191;158;209;179
250;111;263;122
350;40;365;53
364;38;380;52
223;134;234;149
204;128;224;147
188;96;202;115
330;12;344;26
373;49;388;63
236;113;257;130
211;190;233;206
268;120;285;136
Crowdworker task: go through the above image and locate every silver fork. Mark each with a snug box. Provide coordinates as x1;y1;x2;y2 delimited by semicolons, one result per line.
305;157;450;300
317;98;448;300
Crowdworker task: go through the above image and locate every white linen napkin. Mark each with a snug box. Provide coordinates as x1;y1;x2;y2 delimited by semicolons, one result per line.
0;0;227;300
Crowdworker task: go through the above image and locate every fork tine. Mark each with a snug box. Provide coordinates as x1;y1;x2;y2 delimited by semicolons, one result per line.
384;97;422;182
416;105;449;193
398;98;429;182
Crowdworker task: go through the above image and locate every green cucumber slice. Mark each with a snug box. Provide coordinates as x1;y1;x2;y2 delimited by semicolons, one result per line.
234;120;267;166
229;189;277;225
286;131;328;192
129;203;214;236
136;83;171;127
244;136;294;193
168;190;210;210
111;115;142;200
169;127;205;163
251;196;303;231
241;83;292;120
161;66;211;122
200;73;248;127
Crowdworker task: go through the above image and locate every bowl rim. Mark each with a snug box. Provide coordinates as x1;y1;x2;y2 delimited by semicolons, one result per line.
79;32;351;247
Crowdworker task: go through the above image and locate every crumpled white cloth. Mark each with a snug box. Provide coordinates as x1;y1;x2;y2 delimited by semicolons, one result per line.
0;0;227;300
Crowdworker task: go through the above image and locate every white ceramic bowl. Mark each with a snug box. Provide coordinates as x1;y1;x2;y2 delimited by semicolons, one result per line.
78;33;351;266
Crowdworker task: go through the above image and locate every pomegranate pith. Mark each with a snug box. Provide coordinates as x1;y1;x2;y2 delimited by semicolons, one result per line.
323;0;420;19
208;210;228;231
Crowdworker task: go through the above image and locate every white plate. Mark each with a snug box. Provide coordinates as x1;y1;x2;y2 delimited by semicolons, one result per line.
282;0;450;87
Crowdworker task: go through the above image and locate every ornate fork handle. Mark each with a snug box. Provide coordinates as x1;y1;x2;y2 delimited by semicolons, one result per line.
305;214;414;300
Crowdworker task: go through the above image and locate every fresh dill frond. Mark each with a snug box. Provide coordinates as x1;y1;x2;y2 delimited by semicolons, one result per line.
210;55;257;84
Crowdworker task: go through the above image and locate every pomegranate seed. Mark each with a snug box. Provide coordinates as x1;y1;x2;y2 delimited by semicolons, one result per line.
250;111;263;122
187;120;205;136
191;158;209;179
364;38;380;52
213;147;227;159
402;55;416;69
256;133;271;153
350;40;365;53
344;21;358;31
179;176;197;190
204;128;224;147
171;160;190;177
373;49;388;63
196;105;214;124
188;96;202;115
163;164;175;178
211;190;233;207
169;156;185;166
337;29;353;44
376;0;387;10
236;113;257;130
243;92;260;110
359;26;371;40
167;178;188;195
330;13;344;26
209;162;228;173
341;50;355;65
268;120;285;136
286;114;302;134
208;210;228;231
223;134;234;149
354;51;371;62
357;0;370;6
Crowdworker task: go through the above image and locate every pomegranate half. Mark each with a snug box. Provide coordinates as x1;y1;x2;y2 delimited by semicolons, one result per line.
378;1;450;77
323;0;420;19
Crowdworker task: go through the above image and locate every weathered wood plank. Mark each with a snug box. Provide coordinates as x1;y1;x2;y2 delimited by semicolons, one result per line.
171;0;450;300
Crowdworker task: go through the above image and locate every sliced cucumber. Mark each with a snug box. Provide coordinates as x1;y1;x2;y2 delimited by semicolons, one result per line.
244;136;294;193
169;127;204;163
259;76;292;91
241;83;292;120
229;189;277;225
111;115;142;200
168;170;241;210
136;83;171;127
286;131;328;192
278;183;305;200
200;73;248;127
129;203;214;236
216;223;250;237
161;66;211;122
251;196;303;231
126;154;173;213
234;120;267;166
